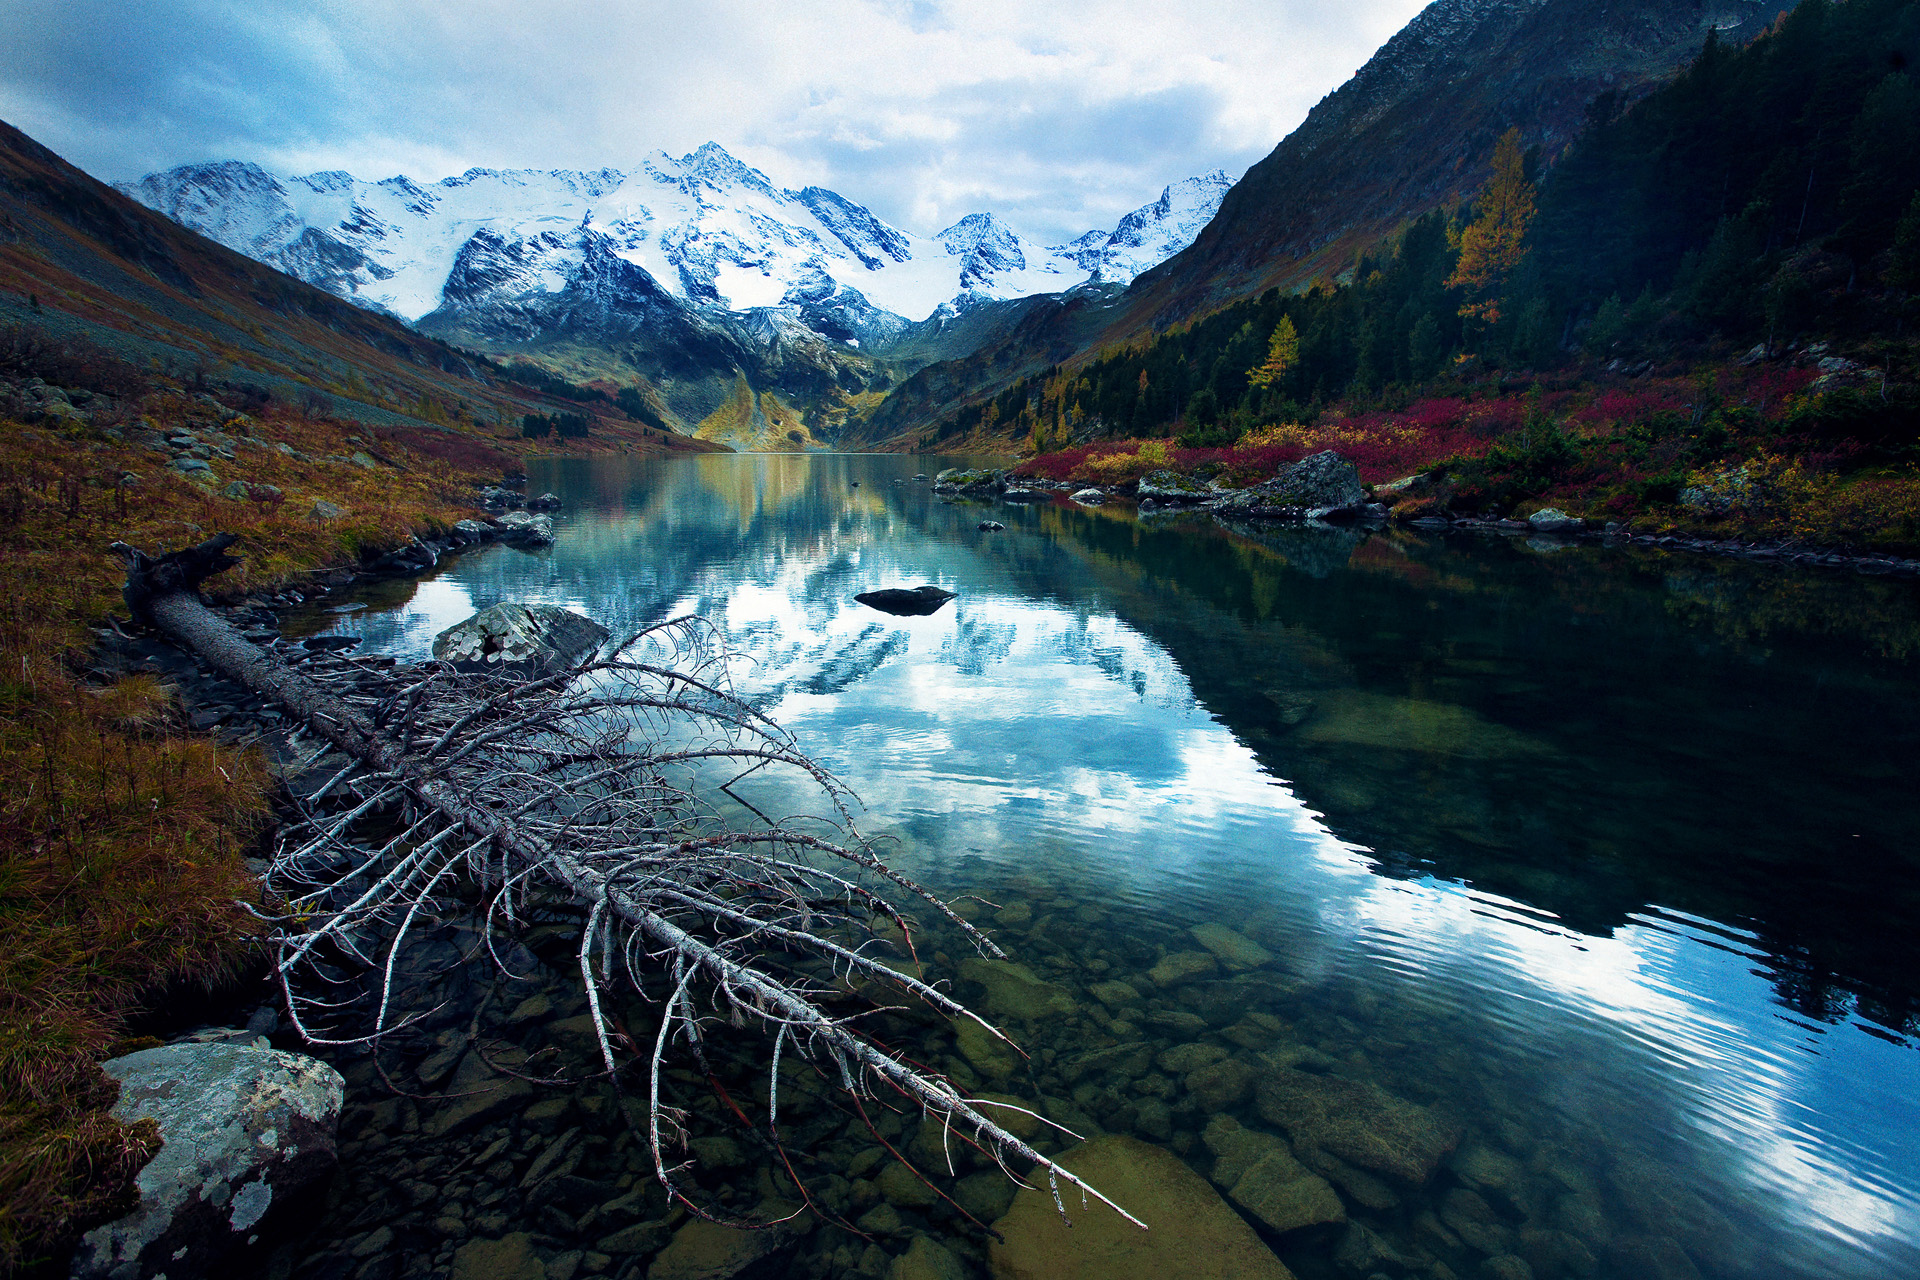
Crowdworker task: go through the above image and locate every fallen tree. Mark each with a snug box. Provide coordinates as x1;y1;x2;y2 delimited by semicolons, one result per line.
111;534;1138;1233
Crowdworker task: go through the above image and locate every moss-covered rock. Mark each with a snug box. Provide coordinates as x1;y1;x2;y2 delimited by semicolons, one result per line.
1255;1067;1459;1185
988;1135;1295;1280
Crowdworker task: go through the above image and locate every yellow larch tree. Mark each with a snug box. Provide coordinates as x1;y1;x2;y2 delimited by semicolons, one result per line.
1447;128;1536;324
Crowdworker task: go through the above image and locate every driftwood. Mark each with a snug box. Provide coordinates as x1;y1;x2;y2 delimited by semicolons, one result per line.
112;535;1138;1232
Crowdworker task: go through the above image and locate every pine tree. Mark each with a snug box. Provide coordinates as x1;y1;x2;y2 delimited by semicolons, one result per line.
1448;129;1537;323
1247;315;1299;388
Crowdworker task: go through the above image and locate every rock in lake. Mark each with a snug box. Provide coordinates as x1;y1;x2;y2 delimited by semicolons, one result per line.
979;520;1007;531
1069;488;1106;505
1526;507;1584;533
855;586;956;616
1136;470;1212;503
70;1043;343;1280
432;604;611;675
1254;1066;1460;1185
496;511;557;546
527;492;562;510
1211;451;1365;520
934;468;1006;496
988;1135;1295;1280
648;1203;804;1280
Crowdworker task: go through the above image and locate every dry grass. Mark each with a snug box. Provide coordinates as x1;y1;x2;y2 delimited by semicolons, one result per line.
0;397;494;1272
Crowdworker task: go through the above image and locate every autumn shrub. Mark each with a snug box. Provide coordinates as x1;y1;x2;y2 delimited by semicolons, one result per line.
0;400;497;1271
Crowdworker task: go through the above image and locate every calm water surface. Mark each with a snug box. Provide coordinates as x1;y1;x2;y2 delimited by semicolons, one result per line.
289;452;1920;1280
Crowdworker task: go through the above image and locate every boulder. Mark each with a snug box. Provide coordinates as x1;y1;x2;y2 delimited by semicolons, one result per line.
1069;488;1107;505
1212;452;1365;520
427;1043;537;1137
987;1134;1295;1280
1147;950;1218;988
1136;471;1211;503
978;521;1007;531
1526;508;1583;533
451;518;495;544
1254;1067;1459;1185
527;492;562;510
648;1203;803;1280
958;959;1076;1022
890;1234;969;1280
1188;923;1273;970
934;468;1006;496
307;499;345;523
1227;1150;1345;1236
452;1232;548;1280
69;1044;343;1280
854;586;957;617
432;604;611;676
496;511;557;546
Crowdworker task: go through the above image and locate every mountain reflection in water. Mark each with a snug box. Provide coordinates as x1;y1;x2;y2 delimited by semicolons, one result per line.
289;452;1920;1279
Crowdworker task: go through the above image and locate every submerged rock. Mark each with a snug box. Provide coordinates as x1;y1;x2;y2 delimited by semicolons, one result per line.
70;1044;344;1280
432;604;611;675
855;586;957;616
988;1134;1295;1280
1254;1067;1460;1185
648;1202;803;1279
1189;923;1273;970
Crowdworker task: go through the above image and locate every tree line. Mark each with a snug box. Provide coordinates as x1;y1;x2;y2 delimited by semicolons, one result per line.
922;0;1920;452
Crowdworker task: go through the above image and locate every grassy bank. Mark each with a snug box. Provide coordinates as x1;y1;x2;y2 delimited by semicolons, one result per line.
0;389;506;1271
1014;362;1920;552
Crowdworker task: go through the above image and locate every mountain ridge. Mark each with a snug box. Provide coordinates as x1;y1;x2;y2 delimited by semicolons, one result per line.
120;145;1230;441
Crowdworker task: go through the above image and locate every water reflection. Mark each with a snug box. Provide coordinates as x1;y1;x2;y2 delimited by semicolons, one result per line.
293;453;1920;1277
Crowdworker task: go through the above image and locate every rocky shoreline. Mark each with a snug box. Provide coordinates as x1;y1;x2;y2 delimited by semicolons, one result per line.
939;463;1920;580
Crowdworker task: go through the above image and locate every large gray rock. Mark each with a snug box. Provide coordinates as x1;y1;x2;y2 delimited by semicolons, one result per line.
933;468;1006;496
1136;470;1212;503
432;604;611;675
495;511;556;546
70;1043;343;1280
1212;451;1365;519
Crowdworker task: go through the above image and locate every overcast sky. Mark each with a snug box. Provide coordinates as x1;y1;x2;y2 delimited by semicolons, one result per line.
0;0;1428;244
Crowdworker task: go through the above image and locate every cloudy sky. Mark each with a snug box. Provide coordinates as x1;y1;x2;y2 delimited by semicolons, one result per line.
0;0;1427;244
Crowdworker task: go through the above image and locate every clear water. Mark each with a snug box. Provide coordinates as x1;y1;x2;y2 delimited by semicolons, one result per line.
285;452;1920;1280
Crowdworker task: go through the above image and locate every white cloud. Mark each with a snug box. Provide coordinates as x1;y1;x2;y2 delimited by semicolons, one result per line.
0;0;1427;243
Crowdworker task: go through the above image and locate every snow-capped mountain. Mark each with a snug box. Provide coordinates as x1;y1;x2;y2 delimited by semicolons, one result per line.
118;145;1229;347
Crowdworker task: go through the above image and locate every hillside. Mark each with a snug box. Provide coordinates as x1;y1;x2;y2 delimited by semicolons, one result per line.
848;0;1777;447
0;119;720;457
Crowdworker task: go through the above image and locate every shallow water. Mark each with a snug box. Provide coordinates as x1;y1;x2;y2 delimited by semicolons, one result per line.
278;452;1920;1280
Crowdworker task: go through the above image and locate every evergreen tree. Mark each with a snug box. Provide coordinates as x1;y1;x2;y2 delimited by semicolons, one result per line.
1447;129;1537;324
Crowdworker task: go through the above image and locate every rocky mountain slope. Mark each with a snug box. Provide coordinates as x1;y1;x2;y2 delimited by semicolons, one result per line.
0;118;692;452
1119;0;1774;329
846;0;1777;448
120;147;1229;437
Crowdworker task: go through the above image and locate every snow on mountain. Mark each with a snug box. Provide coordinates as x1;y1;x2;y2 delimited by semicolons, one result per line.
118;145;1228;346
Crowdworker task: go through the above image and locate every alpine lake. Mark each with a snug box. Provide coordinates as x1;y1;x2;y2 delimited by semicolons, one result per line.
260;451;1920;1280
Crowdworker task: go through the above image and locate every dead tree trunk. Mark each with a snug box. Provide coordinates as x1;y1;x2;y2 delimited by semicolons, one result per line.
113;536;1138;1232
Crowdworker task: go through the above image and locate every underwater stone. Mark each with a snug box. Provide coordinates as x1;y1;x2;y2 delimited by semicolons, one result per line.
1254;1067;1461;1185
988;1135;1296;1280
1147;951;1219;988
890;1235;970;1280
954;1019;1019;1082
1157;1043;1229;1075
1188;923;1274;970
1228;1150;1346;1235
959;959;1077;1022
1185;1058;1257;1112
1088;980;1143;1009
